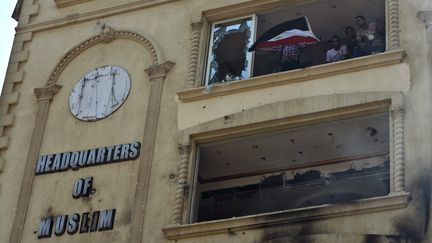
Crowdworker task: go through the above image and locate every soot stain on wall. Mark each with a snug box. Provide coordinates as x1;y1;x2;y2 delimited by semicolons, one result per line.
391;173;431;242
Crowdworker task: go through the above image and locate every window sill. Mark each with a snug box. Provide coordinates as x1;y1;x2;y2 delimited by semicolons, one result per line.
177;50;405;103
54;0;92;8
162;192;410;240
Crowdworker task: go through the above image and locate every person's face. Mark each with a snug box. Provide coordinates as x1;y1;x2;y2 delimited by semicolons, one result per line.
346;28;355;37
331;38;341;49
356;17;365;27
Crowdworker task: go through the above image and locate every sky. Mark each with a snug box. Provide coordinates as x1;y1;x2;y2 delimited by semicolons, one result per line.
1;1;18;93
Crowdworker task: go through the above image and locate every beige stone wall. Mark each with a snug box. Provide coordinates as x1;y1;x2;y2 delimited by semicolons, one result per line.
1;0;432;242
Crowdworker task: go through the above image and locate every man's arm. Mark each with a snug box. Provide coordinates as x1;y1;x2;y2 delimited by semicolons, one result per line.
255;46;275;52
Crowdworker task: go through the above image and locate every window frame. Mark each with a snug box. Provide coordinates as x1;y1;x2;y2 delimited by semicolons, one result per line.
204;15;257;86
163;98;409;239
189;109;393;223
197;0;399;88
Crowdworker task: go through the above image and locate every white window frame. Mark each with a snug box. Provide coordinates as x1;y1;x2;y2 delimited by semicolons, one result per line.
204;15;257;86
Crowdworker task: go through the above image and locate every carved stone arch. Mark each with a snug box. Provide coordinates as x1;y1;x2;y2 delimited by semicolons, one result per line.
46;27;166;87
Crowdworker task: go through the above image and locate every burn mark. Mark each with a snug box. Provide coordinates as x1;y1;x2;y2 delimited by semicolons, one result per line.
261;174;284;188
46;206;54;217
290;139;295;144
367;127;378;136
363;235;384;243
328;132;333;136
292;170;321;183
260;222;316;243
298;151;303;155
261;157;267;161
392;173;431;241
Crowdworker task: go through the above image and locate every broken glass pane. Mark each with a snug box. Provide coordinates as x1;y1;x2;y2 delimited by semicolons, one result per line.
207;17;253;85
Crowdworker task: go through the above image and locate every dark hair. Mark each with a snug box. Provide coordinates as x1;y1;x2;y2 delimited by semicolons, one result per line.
331;35;341;42
345;26;355;34
355;15;366;20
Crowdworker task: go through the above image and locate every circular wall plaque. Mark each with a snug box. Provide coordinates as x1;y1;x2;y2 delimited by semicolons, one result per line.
69;65;131;121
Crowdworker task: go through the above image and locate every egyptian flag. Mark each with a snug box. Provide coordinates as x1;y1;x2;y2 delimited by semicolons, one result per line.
249;16;319;51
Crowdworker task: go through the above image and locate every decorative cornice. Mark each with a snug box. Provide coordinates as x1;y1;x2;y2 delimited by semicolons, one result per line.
418;11;432;31
54;0;92;8
46;29;162;86
16;0;181;34
177;50;406;103
34;85;62;101
145;61;175;79
12;0;23;21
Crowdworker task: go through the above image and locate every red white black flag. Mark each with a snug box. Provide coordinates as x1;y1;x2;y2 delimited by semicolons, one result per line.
249;16;319;51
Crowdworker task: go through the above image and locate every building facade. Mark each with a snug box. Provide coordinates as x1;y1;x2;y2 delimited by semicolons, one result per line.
1;0;432;242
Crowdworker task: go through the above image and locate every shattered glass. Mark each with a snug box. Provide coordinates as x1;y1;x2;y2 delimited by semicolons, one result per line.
207;17;253;85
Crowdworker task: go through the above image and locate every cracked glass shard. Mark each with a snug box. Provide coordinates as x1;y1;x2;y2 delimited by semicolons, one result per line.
208;17;253;85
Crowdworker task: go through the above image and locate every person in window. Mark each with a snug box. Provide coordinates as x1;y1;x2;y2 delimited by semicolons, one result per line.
353;15;385;57
343;26;358;55
326;35;348;63
256;43;304;72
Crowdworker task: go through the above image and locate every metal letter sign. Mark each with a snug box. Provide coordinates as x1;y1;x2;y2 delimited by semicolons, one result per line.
35;142;138;239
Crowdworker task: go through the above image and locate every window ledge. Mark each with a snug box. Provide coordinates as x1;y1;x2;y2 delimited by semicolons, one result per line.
162;192;410;240
54;0;92;8
177;50;405;103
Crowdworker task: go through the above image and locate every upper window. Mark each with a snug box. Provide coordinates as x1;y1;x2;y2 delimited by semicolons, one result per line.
204;0;386;85
192;112;390;222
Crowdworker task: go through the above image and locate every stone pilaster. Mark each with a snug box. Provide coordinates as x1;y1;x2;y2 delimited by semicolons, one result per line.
9;85;61;243
172;142;191;224
186;22;203;88
129;61;175;243
388;0;400;50
392;107;405;192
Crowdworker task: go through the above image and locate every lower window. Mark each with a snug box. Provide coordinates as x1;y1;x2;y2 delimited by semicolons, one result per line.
193;113;390;222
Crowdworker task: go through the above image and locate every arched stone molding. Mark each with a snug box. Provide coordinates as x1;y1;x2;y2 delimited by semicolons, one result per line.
9;25;174;243
46;25;165;87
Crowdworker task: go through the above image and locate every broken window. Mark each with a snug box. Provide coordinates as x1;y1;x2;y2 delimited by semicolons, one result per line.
192;113;390;222
205;16;255;85
204;0;386;85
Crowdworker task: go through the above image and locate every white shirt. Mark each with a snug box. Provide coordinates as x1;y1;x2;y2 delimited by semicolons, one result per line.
326;45;348;62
